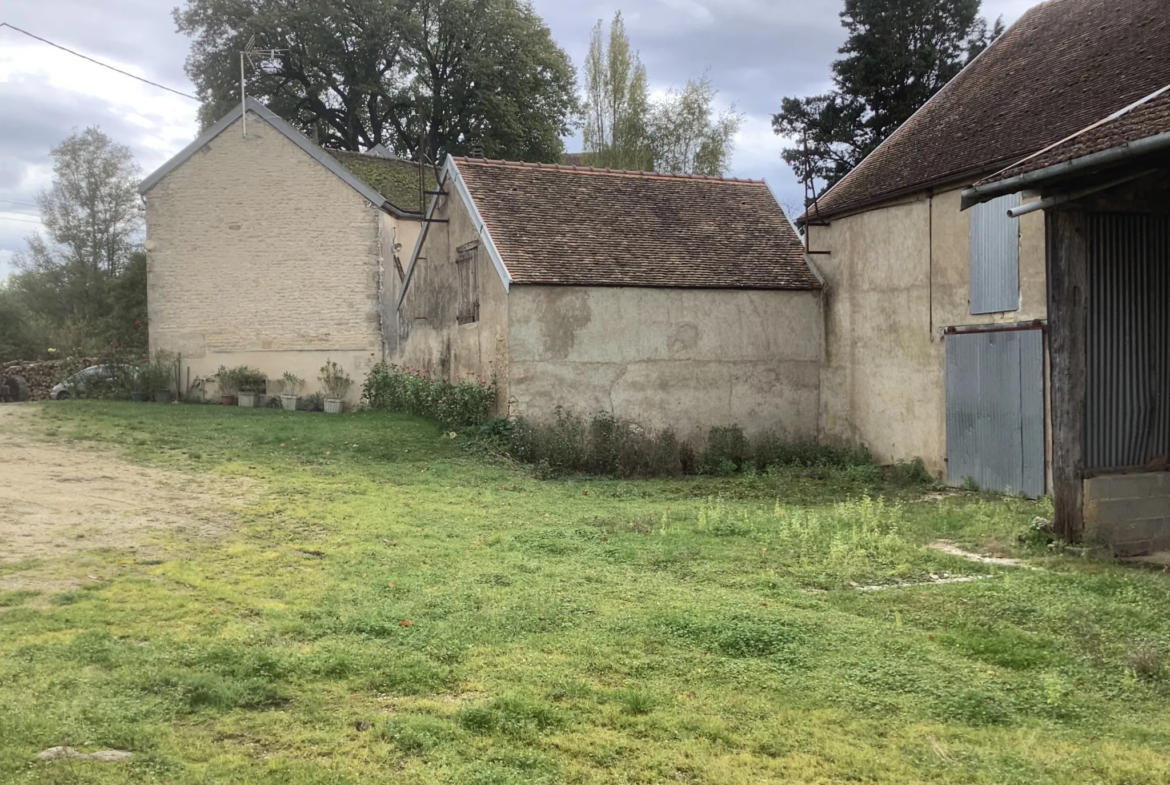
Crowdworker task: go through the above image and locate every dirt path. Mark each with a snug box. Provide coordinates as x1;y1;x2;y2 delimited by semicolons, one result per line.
0;405;248;577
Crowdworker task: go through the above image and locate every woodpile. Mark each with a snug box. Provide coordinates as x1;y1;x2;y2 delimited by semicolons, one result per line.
2;358;96;402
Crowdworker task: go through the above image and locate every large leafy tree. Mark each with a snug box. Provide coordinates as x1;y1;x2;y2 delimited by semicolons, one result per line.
774;0;1003;194
174;0;578;163
580;12;741;176
13;128;142;326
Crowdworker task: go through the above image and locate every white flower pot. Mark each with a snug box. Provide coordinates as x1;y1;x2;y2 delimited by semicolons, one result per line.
238;391;258;408
281;394;298;411
324;398;344;414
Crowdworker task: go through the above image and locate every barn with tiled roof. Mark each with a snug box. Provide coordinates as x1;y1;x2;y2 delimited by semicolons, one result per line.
394;156;823;443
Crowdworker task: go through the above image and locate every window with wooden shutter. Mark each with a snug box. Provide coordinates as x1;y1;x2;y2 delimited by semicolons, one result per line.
456;242;480;324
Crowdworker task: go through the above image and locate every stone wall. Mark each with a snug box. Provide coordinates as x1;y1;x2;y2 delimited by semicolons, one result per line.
143;110;397;402
1084;472;1170;555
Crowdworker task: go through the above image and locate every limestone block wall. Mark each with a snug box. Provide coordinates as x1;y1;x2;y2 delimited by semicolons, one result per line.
1084;473;1170;555
143;111;387;401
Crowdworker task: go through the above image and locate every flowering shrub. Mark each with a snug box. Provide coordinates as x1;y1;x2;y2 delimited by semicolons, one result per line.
362;363;496;429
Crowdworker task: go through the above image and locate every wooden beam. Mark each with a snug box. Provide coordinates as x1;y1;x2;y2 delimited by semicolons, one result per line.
1046;209;1089;541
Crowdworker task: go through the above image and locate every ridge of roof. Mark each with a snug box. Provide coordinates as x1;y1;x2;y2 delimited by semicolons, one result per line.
452;156;766;185
801;0;1170;223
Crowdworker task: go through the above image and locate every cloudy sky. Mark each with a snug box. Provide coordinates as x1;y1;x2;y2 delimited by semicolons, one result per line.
0;0;1046;278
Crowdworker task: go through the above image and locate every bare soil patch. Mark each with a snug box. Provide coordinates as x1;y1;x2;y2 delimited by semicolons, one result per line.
0;405;248;582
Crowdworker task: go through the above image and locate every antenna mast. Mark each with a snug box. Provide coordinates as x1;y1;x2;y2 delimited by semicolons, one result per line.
239;37;287;138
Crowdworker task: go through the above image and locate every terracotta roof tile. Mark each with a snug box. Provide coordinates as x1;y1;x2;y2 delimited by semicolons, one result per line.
807;0;1170;222
978;85;1170;184
453;158;818;290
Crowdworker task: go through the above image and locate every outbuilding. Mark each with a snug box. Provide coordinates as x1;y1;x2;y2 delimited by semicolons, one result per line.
396;157;823;444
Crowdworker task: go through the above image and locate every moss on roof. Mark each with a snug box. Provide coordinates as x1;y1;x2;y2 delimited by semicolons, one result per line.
327;151;433;214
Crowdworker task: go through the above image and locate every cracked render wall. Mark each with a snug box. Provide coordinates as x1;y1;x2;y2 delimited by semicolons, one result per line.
506;285;823;444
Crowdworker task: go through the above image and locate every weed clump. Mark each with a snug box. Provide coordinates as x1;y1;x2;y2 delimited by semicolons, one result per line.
362;363;495;428
483;408;910;484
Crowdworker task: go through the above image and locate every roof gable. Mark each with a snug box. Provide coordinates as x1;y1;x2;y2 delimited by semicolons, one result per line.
808;0;1170;222
139;98;426;217
445;158;818;291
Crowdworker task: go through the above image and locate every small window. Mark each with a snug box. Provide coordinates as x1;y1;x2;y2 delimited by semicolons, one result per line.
456;242;480;324
969;192;1022;315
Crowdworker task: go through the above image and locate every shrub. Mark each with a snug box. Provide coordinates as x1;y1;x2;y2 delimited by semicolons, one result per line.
236;367;267;394
702;426;750;474
319;360;352;399
215;365;241;396
362;363;495;429
281;372;305;396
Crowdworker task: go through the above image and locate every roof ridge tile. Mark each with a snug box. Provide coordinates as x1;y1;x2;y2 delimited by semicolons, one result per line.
452;156;765;185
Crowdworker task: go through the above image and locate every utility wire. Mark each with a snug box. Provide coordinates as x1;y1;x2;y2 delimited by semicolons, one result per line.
0;199;38;209
0;23;198;101
0;216;43;224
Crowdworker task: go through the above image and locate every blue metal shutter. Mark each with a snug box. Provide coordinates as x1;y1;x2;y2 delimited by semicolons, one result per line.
946;329;1045;497
970;192;1022;314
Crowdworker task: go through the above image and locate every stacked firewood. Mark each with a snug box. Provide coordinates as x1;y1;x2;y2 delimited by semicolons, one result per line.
1;358;96;402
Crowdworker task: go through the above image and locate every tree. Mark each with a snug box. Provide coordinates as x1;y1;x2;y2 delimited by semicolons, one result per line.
174;0;578;163
650;78;742;177
581;11;653;171
580;12;741;176
774;0;1004;194
13;128;142;326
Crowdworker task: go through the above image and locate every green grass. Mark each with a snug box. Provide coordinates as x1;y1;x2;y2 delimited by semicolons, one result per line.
2;402;1169;783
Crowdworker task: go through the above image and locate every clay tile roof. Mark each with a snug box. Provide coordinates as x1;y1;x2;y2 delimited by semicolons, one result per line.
451;158;818;290
977;85;1170;185
327;150;434;214
806;0;1170;223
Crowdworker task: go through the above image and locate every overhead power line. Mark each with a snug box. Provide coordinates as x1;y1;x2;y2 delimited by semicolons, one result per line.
0;22;199;101
0;199;38;209
0;215;43;224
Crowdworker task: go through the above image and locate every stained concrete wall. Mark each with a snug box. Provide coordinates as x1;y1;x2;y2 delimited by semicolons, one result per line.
816;185;1047;475
1085;473;1170;555
395;183;510;408
507;286;824;444
143;111;418;403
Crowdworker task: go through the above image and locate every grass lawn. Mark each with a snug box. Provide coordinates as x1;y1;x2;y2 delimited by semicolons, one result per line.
3;402;1170;784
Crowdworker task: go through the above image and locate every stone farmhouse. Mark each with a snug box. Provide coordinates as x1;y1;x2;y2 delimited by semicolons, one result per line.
139;97;432;403
396;158;822;445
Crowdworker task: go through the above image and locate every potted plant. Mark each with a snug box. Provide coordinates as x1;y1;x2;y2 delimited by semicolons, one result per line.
215;365;239;406
281;372;304;411
319;360;352;414
236;367;267;408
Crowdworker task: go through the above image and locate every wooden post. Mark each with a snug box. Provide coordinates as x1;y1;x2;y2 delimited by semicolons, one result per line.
1046;209;1088;541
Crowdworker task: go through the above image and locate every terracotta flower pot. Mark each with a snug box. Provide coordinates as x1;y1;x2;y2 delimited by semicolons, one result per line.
221;395;237;406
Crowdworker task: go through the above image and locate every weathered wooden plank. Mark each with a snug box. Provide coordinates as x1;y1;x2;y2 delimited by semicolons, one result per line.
1046;209;1088;541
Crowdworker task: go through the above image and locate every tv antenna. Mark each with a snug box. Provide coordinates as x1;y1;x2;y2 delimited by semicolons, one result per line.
239;36;287;137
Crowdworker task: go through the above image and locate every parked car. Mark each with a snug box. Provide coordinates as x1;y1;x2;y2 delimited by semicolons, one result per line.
50;365;120;400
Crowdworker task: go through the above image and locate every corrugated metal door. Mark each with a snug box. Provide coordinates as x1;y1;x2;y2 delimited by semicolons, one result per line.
1086;214;1170;469
946;329;1045;496
970;192;1023;314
